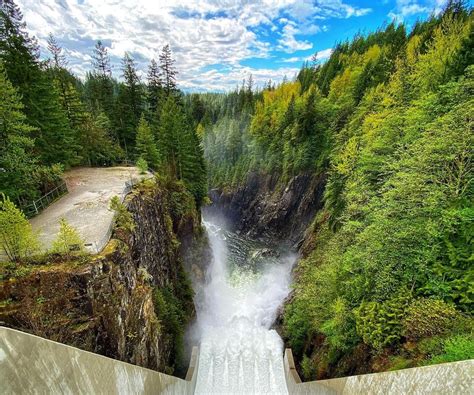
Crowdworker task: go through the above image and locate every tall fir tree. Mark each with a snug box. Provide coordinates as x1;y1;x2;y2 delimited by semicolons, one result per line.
47;33;67;69
87;40;114;117
0;0;79;167
0;63;38;203
135;115;159;168
159;44;177;96
147;58;162;115
113;52;143;155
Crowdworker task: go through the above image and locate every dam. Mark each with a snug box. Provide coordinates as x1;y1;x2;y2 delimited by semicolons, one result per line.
1;218;473;394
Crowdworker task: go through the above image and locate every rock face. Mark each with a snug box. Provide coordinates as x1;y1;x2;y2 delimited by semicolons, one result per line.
0;181;206;374
205;172;326;246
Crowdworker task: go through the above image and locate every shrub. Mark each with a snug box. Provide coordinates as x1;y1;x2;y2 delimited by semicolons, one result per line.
428;334;474;365
153;286;187;372
354;295;410;350
32;164;64;195
321;297;358;352
51;218;84;256
0;194;39;262
403;298;459;340
301;354;317;381
136;157;148;175
110;196;135;233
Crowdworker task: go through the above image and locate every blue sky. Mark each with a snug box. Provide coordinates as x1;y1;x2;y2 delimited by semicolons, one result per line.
16;0;469;91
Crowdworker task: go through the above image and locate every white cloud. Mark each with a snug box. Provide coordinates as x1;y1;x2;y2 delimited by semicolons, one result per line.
314;48;334;60
389;0;448;21
278;22;314;53
16;0;371;90
281;47;333;63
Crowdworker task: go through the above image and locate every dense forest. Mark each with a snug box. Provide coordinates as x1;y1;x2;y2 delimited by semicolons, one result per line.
192;1;474;378
0;0;206;209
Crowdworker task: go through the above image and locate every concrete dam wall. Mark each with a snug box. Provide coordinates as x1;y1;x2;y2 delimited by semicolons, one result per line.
0;327;199;395
1;327;473;394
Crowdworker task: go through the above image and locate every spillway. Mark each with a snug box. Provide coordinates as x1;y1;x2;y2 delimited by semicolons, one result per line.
193;220;295;394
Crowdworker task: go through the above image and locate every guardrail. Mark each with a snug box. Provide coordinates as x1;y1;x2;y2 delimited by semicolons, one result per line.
20;182;68;218
0;327;199;395
284;348;474;394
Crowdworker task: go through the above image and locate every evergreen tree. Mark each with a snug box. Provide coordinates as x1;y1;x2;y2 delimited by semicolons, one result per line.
92;40;111;77
121;52;142;138
147;58;162;114
0;0;79;166
159;44;177;96
88;40;114;117
80;112;123;166
47;33;67;69
51;218;84;256
0;64;38;203
157;95;181;177
135;115;159;168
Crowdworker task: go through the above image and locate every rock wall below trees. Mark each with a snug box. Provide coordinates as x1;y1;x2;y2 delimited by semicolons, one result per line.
0;179;209;376
205;171;326;247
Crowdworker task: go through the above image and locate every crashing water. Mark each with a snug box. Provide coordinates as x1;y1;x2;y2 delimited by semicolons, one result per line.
193;219;295;394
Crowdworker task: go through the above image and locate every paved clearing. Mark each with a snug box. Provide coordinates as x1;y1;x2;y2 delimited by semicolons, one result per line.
30;167;144;253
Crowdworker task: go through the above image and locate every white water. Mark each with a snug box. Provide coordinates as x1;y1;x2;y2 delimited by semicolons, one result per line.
193;220;295;394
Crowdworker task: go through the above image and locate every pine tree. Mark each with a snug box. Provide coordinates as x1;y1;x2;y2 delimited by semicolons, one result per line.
112;53;143;155
158;96;181;177
80;112;123;166
147;58;163;114
135;115;159;169
51;218;84;256
0;64;38;203
88;40;114;117
47;33;67;69
122;52;142;126
159;44;177;96
92;40;111;77
0;0;79;166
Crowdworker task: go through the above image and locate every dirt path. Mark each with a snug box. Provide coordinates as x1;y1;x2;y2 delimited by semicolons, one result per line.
30;167;145;253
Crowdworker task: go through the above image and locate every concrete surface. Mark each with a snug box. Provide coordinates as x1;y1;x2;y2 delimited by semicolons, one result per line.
284;348;474;394
30;167;144;253
0;327;199;395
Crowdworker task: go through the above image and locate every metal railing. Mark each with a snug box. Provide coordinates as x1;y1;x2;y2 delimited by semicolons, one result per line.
21;182;68;218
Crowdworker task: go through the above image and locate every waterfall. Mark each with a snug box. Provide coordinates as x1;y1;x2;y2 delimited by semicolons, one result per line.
193;219;295;394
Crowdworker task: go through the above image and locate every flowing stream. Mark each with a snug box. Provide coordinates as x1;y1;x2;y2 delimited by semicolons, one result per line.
193;218;296;394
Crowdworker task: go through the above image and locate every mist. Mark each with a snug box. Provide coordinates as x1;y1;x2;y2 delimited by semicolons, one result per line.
191;216;296;394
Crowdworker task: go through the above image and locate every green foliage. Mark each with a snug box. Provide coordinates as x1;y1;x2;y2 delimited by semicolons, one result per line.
354;295;410;350
51;218;84;255
157;96;207;206
0;194;39;262
152;278;193;372
301;355;317;381
427;334;474;365
135;115;159;168
136;157;148;174
321;297;358;352
109;196;135;233
0;63;38;203
403;299;460;340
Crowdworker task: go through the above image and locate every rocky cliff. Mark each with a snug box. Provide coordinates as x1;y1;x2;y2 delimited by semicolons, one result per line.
205;171;326;246
0;178;207;375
